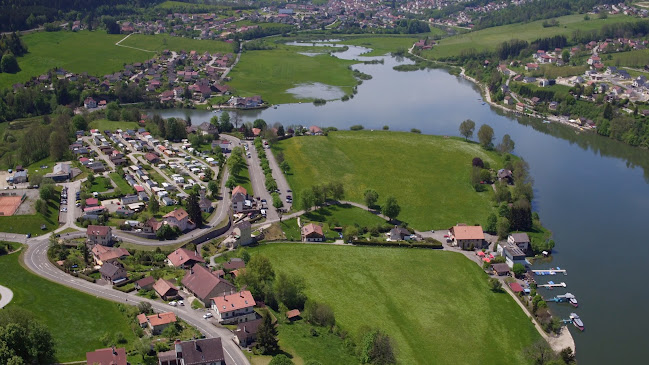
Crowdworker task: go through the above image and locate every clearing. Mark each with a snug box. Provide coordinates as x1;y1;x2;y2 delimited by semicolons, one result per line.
250;243;541;365
227;44;359;104
89;119;139;132
0;249;137;362
339;32;445;57
424;13;637;59
273;131;502;229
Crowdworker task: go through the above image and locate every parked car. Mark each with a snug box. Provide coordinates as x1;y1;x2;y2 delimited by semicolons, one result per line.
203;312;213;319
178;300;184;306
168;301;177;306
25;233;31;238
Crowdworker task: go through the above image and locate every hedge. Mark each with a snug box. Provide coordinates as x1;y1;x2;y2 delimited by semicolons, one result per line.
352;240;443;249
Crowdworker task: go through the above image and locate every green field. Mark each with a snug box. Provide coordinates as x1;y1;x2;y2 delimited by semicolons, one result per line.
109;172;136;194
339;33;444;57
227;45;359;104
89;176;113;193
0;189;61;234
89;119;139;132
424;14;636;59
608;49;649;68
278;320;358;365
0;31;153;89
274;131;502;229
250;244;541;365
235;161;254;196
0;250;137;362
302;204;386;228
119;34;234;54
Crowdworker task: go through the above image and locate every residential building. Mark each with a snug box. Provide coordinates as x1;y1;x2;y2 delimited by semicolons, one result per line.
450;225;485;250
497;242;527;268
301;223;324;242
99;262;127;284
491;263;510;276
181;264;236;306
153;278;180;300
91;244;130;265
12;170;27;183
86;347;127;365
45;163;72;182
162;208;194;231
135;276;156;290
84;97;97;109
167;247;205;268
508;233;531;252
199;196;213;213
210;290;256;324
157;338;225;365
137;312;177;335
223;258;246;271
87;225;113;246
231;185;248;212
234;318;262;347
389;226;411;241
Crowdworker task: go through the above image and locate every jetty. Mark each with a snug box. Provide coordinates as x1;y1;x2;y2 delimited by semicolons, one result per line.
538;281;567;289
546;293;575;302
532;268;567;276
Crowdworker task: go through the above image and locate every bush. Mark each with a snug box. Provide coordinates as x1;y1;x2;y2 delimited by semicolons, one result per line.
350;124;364;131
304;300;335;328
352;240;443;249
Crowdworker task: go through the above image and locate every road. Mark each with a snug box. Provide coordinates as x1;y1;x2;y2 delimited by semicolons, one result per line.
265;144;292;211
246;142;278;221
21;236;249;365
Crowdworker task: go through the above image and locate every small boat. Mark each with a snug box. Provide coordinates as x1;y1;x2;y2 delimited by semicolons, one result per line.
543;120;551;124
482;103;486;105
273;105;277;109
564;293;578;307
570;313;584;331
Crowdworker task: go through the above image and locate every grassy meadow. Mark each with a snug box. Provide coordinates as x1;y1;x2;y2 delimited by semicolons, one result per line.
0;250;138;362
250;243;541;365
273;131;502;229
89;119;139;132
424;13;637;59
227;45;359;104
119;34;234;54
608;49;649;68
0;187;61;234
339;32;444;56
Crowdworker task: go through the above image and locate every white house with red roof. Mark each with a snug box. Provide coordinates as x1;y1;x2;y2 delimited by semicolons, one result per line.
450;224;485;250
210;290;256;324
162;208;194;231
86;225;113;246
231;185;248;213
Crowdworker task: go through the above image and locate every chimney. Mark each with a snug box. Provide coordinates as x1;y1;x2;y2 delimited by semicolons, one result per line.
194;340;199;351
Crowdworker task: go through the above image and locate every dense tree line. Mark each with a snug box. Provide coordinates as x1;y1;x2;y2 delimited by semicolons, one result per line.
572;18;649;45
473;0;618;30
0;308;56;364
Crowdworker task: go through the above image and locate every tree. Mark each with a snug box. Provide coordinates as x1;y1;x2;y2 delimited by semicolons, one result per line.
497;134;515;154
279;161;290;174
497;217;510;239
381;196;400;220
274;272;307;310
208;181;218;197
343;225;360;243
327;181;344;200
360;329;396;365
0;308;56;365
300;188;315;211
459;119;476;140
186;192;203;226
148;196;159;214
303;300;335;328
253;119;267;130
511;198;532;231
560;347;576;364
137;301;153;314
72;115;87;131
561;49;570;63
603;103;613;120
513;263;526;278
255;310;279;355
472;157;484;168
39;183;55;201
268;354;294;365
49;129;68;161
35;199;48;216
364;189;379;209
272;192;282;209
489;278;503;292
0;53;19;73
485;213;498;233
478;124;495;149
523;340;557;365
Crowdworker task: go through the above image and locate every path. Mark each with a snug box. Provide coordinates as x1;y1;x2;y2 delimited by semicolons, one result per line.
115;33;156;53
0;285;13;308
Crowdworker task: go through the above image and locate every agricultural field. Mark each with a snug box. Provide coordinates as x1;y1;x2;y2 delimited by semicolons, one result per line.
423;13;637;59
608;49;649;68
0;31;152;89
227;44;359;104
273;131;503;230
118;34;235;54
250;243;541;365
0;249;138;362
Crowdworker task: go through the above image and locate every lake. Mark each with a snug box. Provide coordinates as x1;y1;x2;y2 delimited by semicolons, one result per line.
151;44;649;363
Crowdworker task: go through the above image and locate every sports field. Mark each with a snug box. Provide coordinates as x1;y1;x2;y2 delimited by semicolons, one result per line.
0;196;23;216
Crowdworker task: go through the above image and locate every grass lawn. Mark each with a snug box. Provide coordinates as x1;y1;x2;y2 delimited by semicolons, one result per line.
109;172;136;194
89;176;113;193
250;244;541;365
234;163;254;196
0;250;138;362
301;204;386;228
424;13;637;59
227;45;359;104
26;156;56;174
58;227;82;234
0;31;154;89
608;49;649;68
274;131;502;230
278;320;358;365
119;34;234;54
279;219;301;241
0;189;61;234
89;119;139;132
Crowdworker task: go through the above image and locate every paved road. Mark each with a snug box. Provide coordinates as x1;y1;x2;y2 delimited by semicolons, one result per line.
0;285;13;308
265;145;292;211
246;142;278;221
22;237;250;365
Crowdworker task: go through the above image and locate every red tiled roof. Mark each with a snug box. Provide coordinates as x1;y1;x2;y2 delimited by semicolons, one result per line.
509;282;524;293
451;225;484;240
210;290;255;314
147;312;177;327
167;248;204;267
232;185;247;196
87;225;110;236
302;223;324;237
153;278;178;297
86;347;127;365
286;309;301;319
181;264;235;301
163;208;188;222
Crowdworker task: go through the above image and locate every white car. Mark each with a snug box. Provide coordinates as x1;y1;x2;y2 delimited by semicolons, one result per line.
178;300;184;306
203;312;213;319
168;301;178;306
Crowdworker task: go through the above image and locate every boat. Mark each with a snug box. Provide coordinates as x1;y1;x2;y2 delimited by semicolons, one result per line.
570;313;584;331
569;296;579;307
543;120;551;124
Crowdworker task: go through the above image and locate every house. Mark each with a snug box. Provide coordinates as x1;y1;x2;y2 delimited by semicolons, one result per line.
508;233;531;252
286;309;301;321
137;312;177;335
516;102;525;112
85;198;99;207
45;163;71;182
389;226;411;241
162;196;174;206
226;221;253;248
234;318;262;347
167;247;205;268
145;152;160;164
199;196;213;213
504;96;514;105
223;258;246;271
84;97;97;109
157;338;225;365
87;225;113;246
197;121;219;136
153;278;180;300
498;242;527;268
12;170;27;183
121;195;139;205
86;347;127;365
99;262;127;284
181;264;236;306
491;263;510;276
450;225;485;250
231;185;248;212
214;139;232;153
525;63;539;71
301;223;324;242
135;276;156;290
210;290;256;324
162;208;194;232
91;244;130;265
549;101;558;111
308;125;323;135
497;169;513;184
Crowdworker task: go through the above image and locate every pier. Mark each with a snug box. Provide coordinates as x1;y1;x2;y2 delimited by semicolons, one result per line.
532;268;567;276
538;281;567;288
546;293;575;302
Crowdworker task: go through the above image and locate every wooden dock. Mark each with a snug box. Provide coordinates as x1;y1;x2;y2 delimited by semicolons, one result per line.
532;269;567;276
538;282;567;288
